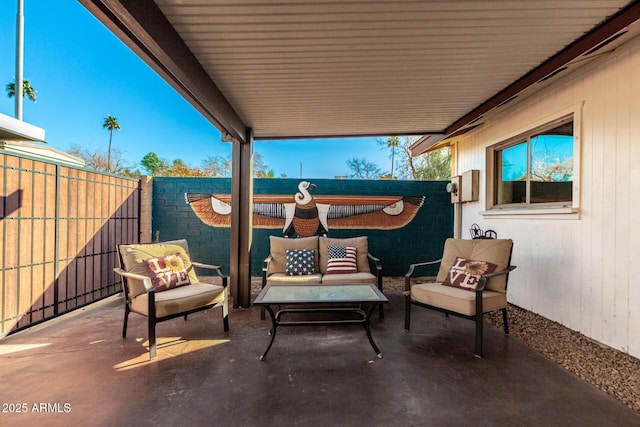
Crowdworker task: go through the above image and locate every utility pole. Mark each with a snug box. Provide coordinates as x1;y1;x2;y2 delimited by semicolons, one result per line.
15;0;24;120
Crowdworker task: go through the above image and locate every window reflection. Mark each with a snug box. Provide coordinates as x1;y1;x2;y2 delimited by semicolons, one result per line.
494;120;573;206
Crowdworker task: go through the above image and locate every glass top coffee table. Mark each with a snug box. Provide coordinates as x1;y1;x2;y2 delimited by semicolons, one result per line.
253;284;388;360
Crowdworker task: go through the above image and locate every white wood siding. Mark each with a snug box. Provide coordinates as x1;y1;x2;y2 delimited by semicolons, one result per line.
455;35;640;357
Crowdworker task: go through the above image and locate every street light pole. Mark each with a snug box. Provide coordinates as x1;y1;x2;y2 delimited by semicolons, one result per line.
15;0;24;120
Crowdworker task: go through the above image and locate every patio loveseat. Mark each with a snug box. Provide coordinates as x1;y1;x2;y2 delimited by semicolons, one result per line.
261;235;383;317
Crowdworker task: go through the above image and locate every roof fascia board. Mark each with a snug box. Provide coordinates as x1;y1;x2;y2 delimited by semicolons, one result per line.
79;0;247;143
446;0;640;136
255;130;440;141
408;134;447;157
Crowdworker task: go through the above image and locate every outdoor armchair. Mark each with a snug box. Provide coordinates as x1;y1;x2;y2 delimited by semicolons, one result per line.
114;239;229;359
404;238;516;358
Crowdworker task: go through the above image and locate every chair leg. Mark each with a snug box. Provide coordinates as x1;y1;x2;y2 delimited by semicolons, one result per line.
184;314;188;321
502;308;509;335
223;313;229;332
378;281;384;318
148;318;157;360
404;296;411;330
474;313;483;358
223;298;230;332
260;306;266;320
122;305;130;338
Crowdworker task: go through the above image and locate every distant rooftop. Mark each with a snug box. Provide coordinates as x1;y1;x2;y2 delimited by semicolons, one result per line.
0;113;46;143
0;140;85;167
0;113;84;167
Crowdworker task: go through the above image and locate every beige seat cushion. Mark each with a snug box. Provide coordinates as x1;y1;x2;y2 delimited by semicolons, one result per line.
131;282;225;318
268;236;319;274
437;238;513;292
410;282;507;316
318;236;369;273
321;272;376;285
266;273;323;285
119;239;198;297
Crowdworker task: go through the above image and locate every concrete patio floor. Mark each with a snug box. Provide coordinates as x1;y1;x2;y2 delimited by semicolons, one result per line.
0;293;638;427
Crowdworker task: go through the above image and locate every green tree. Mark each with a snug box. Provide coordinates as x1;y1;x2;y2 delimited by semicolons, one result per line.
141;152;168;175
253;153;273;178
255;169;276;178
102;115;121;172
141;153;205;176
165;159;205;177
386;136;400;178
346;157;384;179
379;136;451;180
414;147;451;180
6;78;37;103
378;135;415;179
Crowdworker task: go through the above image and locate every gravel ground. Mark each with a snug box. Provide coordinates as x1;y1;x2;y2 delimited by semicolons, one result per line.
248;276;640;413
382;277;640;414
484;303;640;413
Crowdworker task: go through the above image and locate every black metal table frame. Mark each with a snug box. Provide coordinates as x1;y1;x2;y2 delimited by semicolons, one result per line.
254;284;388;361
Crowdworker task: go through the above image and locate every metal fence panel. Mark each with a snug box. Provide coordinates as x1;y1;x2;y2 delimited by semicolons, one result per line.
0;153;140;336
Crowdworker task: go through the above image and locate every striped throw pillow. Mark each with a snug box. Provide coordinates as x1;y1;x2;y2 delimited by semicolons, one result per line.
326;246;357;274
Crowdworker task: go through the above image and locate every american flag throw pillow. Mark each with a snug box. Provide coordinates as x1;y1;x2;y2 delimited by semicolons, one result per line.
326;246;357;274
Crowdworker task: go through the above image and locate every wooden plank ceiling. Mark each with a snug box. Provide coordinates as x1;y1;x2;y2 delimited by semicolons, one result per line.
83;0;639;141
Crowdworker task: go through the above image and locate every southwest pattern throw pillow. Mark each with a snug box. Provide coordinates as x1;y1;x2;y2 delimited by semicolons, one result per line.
442;257;497;291
285;249;315;276
326;246;357;274
144;253;191;292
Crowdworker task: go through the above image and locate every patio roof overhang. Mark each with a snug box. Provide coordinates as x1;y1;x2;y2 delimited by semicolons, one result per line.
77;0;640;308
79;0;640;144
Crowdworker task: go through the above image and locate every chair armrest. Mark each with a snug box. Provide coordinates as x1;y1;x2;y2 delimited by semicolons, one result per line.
367;252;383;291
113;267;154;292
262;255;273;288
404;259;442;278
476;265;517;291
404;259;442;291
191;261;221;270
262;255;273;273
191;261;228;287
367;252;382;273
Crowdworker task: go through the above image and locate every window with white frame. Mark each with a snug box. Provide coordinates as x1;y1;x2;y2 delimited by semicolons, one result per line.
489;116;574;209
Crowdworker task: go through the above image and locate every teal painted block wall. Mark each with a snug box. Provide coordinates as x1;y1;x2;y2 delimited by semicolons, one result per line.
152;178;453;276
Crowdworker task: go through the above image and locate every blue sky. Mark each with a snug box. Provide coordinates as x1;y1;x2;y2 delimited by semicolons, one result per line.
0;1;391;178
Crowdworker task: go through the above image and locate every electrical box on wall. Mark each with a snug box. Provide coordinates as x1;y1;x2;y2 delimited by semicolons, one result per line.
447;170;479;204
447;175;461;203
461;169;479;202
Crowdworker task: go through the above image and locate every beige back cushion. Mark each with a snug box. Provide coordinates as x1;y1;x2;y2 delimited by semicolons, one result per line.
269;236;319;274
318;236;369;274
119;239;197;297
436;238;513;292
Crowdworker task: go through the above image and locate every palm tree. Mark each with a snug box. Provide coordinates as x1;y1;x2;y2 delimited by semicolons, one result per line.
103;115;121;172
6;78;37;103
386;136;400;178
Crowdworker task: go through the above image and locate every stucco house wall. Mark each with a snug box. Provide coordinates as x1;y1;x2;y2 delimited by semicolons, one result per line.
453;34;640;357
